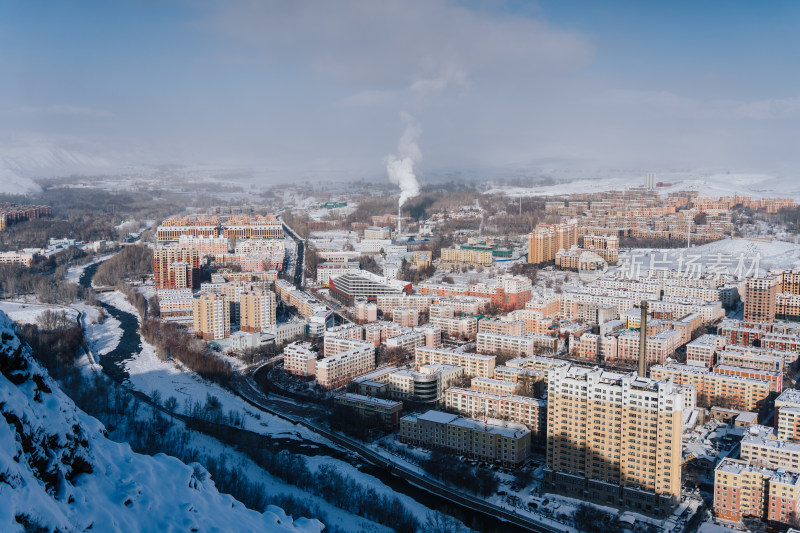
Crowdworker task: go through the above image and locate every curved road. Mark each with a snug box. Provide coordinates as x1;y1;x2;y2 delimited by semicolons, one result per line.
235;370;561;533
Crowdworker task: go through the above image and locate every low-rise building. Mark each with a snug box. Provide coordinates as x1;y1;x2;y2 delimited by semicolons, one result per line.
415;346;496;378
650;363;772;411
476;332;558;357
686;334;726;368
334;393;403;429
470;377;519;396
315;342;376;390
741;424;800;471
284;341;317;379
714;458;800;525
398;410;531;465
444;387;547;440
387;364;463;402
429;315;478;339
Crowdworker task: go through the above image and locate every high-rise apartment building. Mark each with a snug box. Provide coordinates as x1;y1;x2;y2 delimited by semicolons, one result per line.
527;221;578;265
744;276;781;323
192;293;230;340
544;364;683;515
239;287;277;333
154;246;201;289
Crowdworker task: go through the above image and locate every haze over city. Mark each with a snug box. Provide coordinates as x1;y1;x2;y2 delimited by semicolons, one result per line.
2;0;800;188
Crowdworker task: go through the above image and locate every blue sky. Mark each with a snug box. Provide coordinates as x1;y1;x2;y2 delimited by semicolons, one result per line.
1;1;799;180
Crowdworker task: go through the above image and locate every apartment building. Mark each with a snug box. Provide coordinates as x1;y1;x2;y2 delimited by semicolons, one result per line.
157;288;194;324
576;302;619;325
440;247;493;266
528;221;579;265
192;293;230;340
239;287;277;333
717;349;785;373
398;410;531;465
316;262;361;285
358;238;393;254
775;389;800;443
168;261;192;292
470;377;519;396
429;315;478;339
544;365;683;515
713;365;782;394
573;332;600;360
476;332;558;357
503;309;553;335
685;334;726;367
745;275;781;323
740;425;800;471
154;246;201;289
354;298;378;323
445;387;547;440
265;320;306;345
526;294;562;317
315;342;376;390
646;299;724;325
385;331;426;353
334;393;403;429
612;329;682;366
156;215;221;242
437;296;491;315
650;363;771;412
222;215;284;240
418;281;470;298
178;234;229;255
415;346;496;378
393;307;419;327
714;458;800;525
478;318;525;336
493;366;545;390
284;341;318;379
376;294;437;315
562;292;635;319
505;355;569;385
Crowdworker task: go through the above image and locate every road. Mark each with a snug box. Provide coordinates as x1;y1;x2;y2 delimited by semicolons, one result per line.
234;368;562;533
279;216;305;289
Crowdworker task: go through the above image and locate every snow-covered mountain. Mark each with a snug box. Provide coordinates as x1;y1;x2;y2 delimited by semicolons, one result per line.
0;310;322;533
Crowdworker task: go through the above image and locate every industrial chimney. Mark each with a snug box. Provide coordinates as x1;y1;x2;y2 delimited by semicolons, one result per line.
638;300;649;377
397;205;402;237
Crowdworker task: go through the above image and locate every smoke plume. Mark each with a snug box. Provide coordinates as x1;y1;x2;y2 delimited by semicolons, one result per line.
386;112;422;206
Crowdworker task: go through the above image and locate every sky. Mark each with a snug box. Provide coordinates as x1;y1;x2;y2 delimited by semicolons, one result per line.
1;0;799;183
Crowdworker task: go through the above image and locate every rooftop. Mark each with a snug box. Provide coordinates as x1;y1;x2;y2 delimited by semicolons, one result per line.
776;389;800;406
336;393;401;408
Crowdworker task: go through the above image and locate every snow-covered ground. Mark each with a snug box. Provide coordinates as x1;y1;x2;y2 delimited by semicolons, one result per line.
615;237;800;274
0;309;321;533
73;302;122;357
64;253;114;284
0;301;78;326
98;290;140;315
488;172;800;200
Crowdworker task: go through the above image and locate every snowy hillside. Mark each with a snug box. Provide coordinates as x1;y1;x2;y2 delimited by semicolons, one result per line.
0;310;322;533
488;171;800;200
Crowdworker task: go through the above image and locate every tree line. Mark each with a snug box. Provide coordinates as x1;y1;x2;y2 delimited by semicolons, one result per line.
140;318;235;386
93;244;153;286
